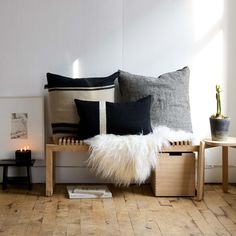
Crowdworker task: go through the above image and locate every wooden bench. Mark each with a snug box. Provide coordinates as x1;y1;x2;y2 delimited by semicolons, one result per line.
45;138;204;200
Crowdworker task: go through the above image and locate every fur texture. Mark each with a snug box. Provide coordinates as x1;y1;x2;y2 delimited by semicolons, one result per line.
85;126;196;186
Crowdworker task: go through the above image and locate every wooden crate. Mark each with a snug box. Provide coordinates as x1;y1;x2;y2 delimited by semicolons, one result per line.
151;152;195;196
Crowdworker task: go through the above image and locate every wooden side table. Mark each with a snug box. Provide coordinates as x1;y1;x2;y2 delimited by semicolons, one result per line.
200;137;236;198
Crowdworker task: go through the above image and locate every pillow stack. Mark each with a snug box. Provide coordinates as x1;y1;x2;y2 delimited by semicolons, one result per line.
45;66;192;142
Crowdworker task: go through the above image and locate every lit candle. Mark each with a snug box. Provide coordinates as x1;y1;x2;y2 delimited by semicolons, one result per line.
15;146;31;164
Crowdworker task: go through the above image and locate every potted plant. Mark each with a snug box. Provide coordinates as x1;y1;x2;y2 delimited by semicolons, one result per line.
210;85;230;141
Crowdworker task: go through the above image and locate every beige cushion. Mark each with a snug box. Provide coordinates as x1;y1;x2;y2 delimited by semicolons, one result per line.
45;72;119;143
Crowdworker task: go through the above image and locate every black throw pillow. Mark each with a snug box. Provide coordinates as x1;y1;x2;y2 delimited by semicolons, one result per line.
74;95;152;140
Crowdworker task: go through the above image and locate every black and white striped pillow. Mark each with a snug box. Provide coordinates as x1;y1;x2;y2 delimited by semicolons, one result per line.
74;96;152;140
46;72;119;142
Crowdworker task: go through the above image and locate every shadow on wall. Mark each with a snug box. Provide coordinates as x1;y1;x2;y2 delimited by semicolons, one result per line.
121;0;195;76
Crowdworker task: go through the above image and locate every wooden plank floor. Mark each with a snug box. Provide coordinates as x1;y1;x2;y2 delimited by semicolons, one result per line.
0;184;236;236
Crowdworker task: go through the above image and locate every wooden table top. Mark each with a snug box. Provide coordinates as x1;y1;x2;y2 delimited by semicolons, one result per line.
203;137;236;147
0;160;35;166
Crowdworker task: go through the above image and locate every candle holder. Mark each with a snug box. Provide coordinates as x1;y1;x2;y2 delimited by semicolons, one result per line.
15;149;31;164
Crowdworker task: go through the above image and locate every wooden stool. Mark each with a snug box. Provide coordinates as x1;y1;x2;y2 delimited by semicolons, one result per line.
200;137;236;198
0;160;35;190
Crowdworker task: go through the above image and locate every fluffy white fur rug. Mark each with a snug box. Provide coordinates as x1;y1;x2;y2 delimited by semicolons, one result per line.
85;126;196;186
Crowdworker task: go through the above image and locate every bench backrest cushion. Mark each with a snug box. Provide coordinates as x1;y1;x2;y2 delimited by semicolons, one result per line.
74;96;152;140
118;67;192;132
46;72;119;142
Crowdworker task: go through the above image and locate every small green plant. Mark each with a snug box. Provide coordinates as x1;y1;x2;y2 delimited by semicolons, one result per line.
211;85;228;119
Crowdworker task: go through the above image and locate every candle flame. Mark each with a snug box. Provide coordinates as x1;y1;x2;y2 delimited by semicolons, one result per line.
20;146;29;151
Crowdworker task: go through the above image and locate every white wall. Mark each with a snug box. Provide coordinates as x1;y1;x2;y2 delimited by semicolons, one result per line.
0;0;235;183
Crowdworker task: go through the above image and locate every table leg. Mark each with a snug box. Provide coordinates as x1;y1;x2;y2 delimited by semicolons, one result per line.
2;166;8;190
46;145;54;196
52;152;56;191
197;141;205;200
26;166;32;190
222;146;228;192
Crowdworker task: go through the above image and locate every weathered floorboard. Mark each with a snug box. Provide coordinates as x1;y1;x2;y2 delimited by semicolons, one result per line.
0;184;236;235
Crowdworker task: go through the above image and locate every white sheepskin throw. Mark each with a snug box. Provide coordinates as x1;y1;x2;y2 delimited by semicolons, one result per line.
85;126;196;186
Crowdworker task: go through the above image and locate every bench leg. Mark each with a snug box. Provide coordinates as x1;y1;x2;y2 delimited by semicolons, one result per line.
46;146;54;196
2;166;8;190
196;141;205;201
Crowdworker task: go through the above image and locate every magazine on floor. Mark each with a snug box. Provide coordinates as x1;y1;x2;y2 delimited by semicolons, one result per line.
67;185;112;199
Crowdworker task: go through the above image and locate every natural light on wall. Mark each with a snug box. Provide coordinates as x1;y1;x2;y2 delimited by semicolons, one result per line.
193;0;224;41
73;59;80;78
190;0;225;138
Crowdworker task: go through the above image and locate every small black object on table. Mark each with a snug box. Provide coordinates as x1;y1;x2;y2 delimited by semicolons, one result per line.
0;160;35;190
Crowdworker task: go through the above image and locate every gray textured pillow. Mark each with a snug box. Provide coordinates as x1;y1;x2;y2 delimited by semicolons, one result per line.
118;67;192;132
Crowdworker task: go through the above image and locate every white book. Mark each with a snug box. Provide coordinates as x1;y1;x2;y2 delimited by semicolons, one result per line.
67;185;112;199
